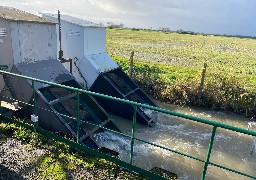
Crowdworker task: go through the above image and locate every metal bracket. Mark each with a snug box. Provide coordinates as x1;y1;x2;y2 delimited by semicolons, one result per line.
31;114;38;123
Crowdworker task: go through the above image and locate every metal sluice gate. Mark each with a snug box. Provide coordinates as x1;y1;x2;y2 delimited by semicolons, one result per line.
91;68;157;126
2;60;121;149
38;80;121;148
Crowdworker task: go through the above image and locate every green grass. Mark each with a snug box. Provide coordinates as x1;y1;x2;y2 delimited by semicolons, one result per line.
107;28;256;116
107;28;256;89
0;122;146;180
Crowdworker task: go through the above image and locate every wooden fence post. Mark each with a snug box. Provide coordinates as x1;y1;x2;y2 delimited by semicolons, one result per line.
129;51;134;78
198;63;207;101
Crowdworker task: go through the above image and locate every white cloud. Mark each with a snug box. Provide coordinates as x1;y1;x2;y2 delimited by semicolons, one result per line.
0;0;255;36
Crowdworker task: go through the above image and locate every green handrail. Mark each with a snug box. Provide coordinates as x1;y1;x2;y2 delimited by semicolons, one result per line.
76;92;80;143
1;70;255;136
201;126;217;180
0;70;255;179
0;65;8;70
130;106;137;165
32;80;38;131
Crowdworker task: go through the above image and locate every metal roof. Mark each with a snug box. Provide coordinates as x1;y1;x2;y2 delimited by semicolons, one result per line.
43;13;103;28
0;6;54;24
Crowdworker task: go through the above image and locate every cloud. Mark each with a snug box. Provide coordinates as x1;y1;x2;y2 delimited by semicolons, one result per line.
0;0;255;36
87;0;144;15
87;0;186;16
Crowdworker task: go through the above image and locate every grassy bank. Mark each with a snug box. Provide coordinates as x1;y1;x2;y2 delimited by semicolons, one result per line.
0;123;145;180
107;28;256;116
112;56;256;116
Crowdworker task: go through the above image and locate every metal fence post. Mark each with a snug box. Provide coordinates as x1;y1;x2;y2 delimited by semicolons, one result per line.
76;92;80;143
198;63;207;101
201;126;217;180
130;105;137;164
129;51;134;78
32;80;38;131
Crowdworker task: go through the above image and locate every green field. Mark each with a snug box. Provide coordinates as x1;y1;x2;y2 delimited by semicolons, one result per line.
106;28;256;115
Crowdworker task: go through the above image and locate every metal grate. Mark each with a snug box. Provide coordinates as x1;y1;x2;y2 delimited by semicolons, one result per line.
0;28;7;37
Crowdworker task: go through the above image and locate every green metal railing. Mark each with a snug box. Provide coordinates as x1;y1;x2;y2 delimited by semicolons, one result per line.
0;70;256;179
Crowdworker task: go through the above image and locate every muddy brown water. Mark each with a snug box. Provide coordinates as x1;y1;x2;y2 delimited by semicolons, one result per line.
93;101;256;180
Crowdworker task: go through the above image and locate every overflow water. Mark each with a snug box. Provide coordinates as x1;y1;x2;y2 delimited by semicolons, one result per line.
93;102;256;179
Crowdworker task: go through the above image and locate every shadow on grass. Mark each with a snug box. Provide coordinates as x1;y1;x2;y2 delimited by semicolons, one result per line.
0;164;24;180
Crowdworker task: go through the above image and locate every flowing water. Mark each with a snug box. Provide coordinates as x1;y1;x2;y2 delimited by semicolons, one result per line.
93;102;256;179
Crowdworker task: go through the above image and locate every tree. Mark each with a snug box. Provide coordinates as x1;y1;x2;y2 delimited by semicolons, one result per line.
107;22;125;29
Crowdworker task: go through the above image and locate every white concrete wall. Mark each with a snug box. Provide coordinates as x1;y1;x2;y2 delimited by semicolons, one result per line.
84;27;106;55
41;14;117;89
60;20;84;60
42;14;106;57
10;22;57;65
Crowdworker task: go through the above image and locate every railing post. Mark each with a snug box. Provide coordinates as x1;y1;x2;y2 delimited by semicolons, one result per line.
201;126;217;180
129;51;134;78
0;106;2;115
198;63;207;101
32;80;38;131
76;92;80;143
130;105;137;164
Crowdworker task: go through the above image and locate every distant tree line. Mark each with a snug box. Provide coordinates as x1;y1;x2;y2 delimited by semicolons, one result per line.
105;22;256;39
107;22;125;29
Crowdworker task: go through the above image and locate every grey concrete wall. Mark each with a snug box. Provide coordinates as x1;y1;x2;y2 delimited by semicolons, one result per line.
10;21;57;65
0;19;13;70
0;19;13;91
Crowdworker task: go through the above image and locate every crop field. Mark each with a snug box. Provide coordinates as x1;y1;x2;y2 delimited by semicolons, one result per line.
106;28;256;115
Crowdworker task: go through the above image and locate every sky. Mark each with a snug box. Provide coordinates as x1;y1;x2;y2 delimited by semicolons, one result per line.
1;0;255;36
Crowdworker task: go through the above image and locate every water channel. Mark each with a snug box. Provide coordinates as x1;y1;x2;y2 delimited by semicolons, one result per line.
93;101;256;179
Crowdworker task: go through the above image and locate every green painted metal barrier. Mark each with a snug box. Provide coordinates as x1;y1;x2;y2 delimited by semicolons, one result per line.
0;65;8;70
0;70;256;179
